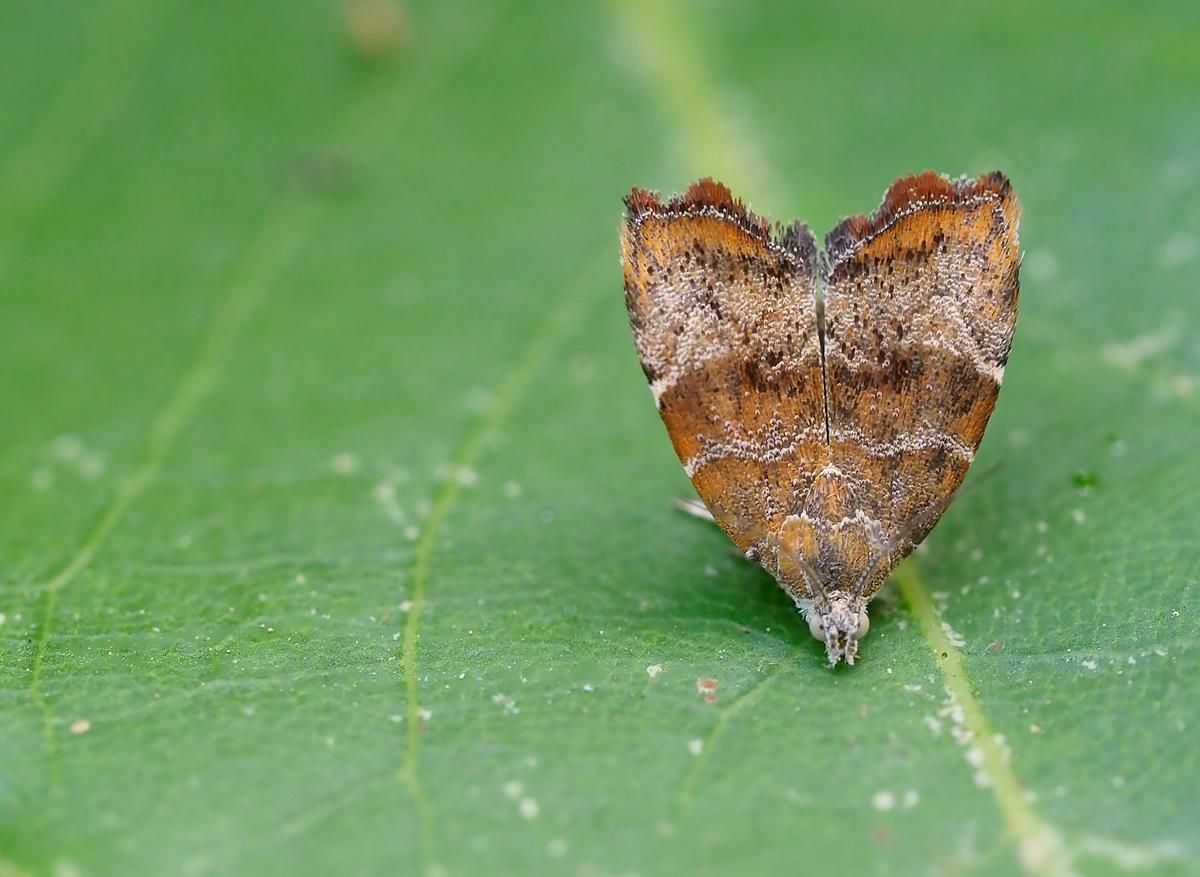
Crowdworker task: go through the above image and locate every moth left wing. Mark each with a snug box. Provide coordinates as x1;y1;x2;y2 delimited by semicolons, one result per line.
621;179;828;558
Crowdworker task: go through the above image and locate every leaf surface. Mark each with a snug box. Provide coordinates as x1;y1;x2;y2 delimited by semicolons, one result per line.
2;2;1199;875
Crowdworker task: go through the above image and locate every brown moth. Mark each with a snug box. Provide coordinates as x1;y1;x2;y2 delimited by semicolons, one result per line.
621;173;1021;665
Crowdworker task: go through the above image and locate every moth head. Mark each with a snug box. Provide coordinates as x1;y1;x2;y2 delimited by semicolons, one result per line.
804;595;869;666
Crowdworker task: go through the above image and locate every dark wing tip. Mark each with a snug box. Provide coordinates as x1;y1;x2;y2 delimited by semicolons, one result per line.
679;177;737;211
677;177;770;239
624;178;743;222
623;178;765;236
878;170;1013;216
624;178;816;265
826;170;1017;261
624;186;664;218
778;219;818;270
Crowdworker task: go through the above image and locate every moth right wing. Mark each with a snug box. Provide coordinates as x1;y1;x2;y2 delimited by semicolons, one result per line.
621;179;829;558
819;171;1021;590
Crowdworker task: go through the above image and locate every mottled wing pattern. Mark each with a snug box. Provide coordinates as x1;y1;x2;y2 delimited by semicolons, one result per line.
818;172;1021;596
621;179;827;558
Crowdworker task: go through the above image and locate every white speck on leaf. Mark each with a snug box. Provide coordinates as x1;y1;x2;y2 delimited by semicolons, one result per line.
78;453;105;479
1076;834;1187;869
1017;826;1072;874
52;434;83;461
1104;325;1181;369
941;621;966;648
1157;232;1197;268
465;387;494;412
1025;249;1059;282
52;861;83;877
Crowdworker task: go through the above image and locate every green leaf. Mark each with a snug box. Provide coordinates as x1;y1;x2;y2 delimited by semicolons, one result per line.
3;1;1199;875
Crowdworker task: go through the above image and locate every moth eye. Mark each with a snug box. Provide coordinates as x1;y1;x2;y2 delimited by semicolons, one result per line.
856;609;870;639
808;614;826;641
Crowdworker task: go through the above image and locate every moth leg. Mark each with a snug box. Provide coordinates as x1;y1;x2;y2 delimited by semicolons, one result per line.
672;498;714;522
672;498;752;561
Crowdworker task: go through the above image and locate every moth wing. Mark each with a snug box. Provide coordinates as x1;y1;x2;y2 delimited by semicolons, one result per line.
820;171;1021;563
621;179;828;556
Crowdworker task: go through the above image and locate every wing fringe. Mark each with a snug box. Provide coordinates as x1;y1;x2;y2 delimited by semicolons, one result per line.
824;171;1015;268
624;178;816;268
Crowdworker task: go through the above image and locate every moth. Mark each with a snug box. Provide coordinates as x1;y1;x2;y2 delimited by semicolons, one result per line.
620;172;1021;665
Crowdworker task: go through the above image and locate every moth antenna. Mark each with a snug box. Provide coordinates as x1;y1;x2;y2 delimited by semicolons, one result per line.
850;461;1006;599
678;501;830;604
849;491;960;600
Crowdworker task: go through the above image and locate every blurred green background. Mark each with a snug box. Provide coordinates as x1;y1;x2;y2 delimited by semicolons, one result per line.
2;1;1199;875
